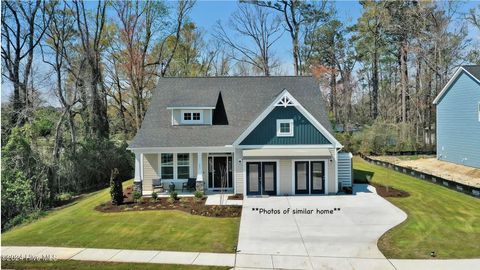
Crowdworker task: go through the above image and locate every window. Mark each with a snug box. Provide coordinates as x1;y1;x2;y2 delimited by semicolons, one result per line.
161;153;174;179
280;122;290;133
181;110;203;124
161;153;190;179
177;153;190;179
276;119;294;137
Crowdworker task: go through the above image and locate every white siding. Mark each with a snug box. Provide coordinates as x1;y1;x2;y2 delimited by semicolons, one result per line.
235;149;244;194
171;109;212;125
338;152;353;188
142;154;159;194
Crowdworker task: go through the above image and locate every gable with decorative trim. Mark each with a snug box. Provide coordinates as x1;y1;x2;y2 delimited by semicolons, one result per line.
234;89;342;148
240;106;332;145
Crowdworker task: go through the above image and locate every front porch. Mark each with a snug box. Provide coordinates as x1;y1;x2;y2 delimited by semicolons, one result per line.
134;150;236;197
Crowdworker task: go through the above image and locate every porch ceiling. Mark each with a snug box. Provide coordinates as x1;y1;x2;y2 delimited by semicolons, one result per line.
242;148;333;157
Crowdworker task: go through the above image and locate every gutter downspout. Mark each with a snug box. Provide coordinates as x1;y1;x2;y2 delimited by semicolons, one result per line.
335;145;344;194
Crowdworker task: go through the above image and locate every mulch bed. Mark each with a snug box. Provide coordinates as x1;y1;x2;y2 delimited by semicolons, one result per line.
227;194;243;200
95;186;242;218
369;182;410;198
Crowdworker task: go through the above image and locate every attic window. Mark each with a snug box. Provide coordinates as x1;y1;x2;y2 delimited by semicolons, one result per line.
181;110;203;124
277;119;294;137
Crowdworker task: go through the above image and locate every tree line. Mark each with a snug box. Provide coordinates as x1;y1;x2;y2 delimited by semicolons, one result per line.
1;0;479;229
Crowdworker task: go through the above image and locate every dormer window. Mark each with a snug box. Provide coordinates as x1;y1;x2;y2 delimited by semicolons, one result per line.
277;119;294;137
181;110;203;124
167;106;214;125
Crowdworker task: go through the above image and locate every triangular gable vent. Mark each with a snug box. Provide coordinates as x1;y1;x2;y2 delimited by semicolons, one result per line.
276;92;295;107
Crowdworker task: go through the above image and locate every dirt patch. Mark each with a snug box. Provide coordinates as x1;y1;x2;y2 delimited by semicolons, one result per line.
370;156;480;188
95;186;241;218
369;182;410;198
228;194;243;200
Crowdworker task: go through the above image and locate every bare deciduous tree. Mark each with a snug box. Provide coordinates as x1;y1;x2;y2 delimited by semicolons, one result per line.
72;0;109;139
111;0;166;131
147;0;195;77
214;4;283;76
1;0;50;125
250;0;330;75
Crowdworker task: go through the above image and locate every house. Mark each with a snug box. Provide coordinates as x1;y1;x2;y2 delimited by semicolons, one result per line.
128;76;353;196
433;65;480;168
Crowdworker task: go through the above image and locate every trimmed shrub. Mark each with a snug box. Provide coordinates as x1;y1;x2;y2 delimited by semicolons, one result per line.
110;168;123;205
133;191;141;203
170;191;178;200
151;191;158;201
194;191;204;199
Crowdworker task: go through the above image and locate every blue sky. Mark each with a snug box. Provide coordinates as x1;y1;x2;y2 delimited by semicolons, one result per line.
1;1;479;103
190;0;363;74
190;0;479;75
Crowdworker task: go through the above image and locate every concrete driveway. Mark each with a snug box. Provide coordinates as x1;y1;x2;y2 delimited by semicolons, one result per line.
235;185;407;269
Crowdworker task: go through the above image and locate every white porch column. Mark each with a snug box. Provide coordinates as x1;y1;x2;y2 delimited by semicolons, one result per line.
134;153;143;193
196;152;204;191
334;149;339;194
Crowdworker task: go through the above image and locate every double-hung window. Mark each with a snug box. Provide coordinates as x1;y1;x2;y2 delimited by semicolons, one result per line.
181;110;203;124
160;153;190;179
276;119;294;137
177;153;190;179
161;153;174;180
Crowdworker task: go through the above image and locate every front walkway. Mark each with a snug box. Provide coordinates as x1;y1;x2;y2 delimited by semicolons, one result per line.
205;193;243;205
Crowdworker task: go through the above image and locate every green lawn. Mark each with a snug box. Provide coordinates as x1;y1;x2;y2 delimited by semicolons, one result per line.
1;180;240;253
354;157;480;259
1;260;228;270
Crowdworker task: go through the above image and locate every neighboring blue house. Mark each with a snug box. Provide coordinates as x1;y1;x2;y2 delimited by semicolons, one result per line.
433;65;480;168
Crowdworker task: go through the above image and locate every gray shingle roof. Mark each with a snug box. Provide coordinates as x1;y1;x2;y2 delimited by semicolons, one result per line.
463;65;480;81
129;76;333;148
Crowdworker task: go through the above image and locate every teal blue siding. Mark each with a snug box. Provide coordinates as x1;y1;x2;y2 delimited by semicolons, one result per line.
240;106;332;145
437;71;480;168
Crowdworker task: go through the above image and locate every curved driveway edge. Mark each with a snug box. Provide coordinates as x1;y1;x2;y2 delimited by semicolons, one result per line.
237;184;407;261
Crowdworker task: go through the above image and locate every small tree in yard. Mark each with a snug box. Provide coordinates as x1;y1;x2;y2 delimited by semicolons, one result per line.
110;168;123;205
219;164;228;206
